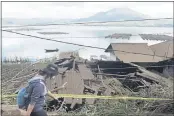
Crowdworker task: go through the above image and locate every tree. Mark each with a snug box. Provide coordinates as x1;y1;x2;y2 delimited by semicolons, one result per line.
20;57;23;63
14;56;19;63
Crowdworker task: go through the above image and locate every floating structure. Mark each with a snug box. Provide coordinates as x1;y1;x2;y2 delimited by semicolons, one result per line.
139;34;173;41
105;33;173;41
105;33;132;39
38;32;69;35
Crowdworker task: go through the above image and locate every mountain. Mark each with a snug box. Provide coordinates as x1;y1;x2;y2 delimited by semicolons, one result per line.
73;8;172;27
75;8;150;22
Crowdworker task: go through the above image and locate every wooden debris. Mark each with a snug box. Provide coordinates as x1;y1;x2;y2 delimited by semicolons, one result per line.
78;64;95;80
130;63;168;86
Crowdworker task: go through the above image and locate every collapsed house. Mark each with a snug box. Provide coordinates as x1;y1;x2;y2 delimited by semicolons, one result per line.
147;58;174;78
42;51;172;111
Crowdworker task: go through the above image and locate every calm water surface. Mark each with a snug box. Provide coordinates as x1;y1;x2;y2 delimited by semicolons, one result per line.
2;26;173;59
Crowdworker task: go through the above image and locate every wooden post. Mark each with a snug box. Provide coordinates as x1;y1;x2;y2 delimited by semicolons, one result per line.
97;65;106;87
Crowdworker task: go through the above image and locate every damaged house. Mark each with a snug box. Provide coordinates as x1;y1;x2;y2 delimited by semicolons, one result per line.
147;58;174;78
41;49;173;111
147;40;174;77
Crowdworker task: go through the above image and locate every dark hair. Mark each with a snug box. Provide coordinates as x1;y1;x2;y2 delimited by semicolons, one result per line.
38;70;47;76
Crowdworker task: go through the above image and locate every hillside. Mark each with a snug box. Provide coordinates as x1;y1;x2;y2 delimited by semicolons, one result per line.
75;8;149;22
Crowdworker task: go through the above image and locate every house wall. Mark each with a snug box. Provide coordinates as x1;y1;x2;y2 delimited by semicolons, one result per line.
110;51;117;61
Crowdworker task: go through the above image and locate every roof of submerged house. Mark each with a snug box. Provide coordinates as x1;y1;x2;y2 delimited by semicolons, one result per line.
105;43;163;63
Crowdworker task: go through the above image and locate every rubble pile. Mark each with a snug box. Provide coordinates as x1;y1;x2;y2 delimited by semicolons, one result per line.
44;57;173;112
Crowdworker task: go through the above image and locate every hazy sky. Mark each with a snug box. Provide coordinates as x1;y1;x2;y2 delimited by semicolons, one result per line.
2;2;173;19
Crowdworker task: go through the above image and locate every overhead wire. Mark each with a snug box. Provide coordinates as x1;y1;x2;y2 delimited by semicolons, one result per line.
2;29;173;59
2;17;173;28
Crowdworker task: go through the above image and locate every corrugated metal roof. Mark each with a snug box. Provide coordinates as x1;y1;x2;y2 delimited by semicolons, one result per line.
150;40;174;60
105;43;162;63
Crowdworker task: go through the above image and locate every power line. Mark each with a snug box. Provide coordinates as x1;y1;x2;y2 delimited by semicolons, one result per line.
2;17;173;28
2;29;173;59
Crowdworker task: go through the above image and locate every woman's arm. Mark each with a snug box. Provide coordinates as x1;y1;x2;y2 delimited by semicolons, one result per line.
26;104;35;116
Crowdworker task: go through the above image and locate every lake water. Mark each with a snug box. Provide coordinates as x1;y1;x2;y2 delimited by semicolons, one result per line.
2;26;173;60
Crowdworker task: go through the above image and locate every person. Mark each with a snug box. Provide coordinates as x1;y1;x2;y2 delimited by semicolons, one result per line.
21;64;64;116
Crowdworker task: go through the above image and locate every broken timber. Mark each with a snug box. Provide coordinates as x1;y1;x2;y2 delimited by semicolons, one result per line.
129;63;168;86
